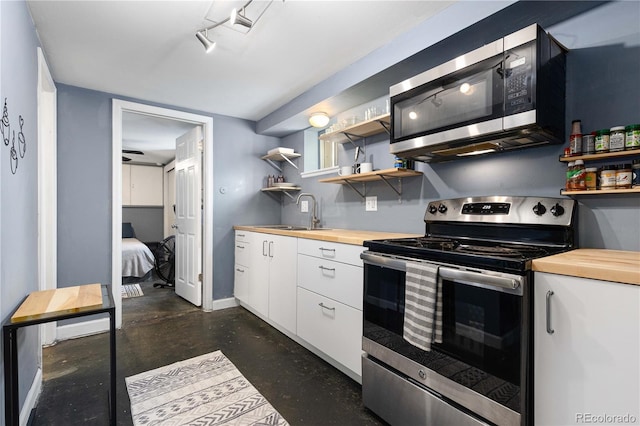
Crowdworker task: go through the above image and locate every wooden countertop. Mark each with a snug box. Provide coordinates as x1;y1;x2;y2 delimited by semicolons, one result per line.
234;226;421;246
532;249;640;286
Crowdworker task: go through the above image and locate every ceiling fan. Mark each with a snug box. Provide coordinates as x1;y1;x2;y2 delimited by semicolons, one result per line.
122;149;144;162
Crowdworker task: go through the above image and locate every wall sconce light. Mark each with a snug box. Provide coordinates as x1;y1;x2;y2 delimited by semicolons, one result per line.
309;112;330;128
196;30;216;53
230;7;253;29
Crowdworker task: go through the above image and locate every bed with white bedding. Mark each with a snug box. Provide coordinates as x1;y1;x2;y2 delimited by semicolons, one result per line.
122;238;155;278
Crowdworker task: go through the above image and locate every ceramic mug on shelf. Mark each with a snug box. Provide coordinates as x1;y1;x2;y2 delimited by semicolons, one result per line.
338;166;353;176
355;162;373;174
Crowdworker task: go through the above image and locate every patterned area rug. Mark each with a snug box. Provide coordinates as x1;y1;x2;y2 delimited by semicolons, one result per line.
125;351;289;425
122;283;144;299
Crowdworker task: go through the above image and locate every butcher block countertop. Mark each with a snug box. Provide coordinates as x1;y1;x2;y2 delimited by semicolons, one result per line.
532;249;640;286
234;226;421;246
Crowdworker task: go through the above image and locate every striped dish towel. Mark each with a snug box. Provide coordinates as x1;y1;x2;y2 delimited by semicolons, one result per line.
403;261;442;351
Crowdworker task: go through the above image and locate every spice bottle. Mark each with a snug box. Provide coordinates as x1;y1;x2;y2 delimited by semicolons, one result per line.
569;120;582;156
595;129;610;153
616;164;632;189
625;124;640;150
609;126;625;152
583;133;595;154
600;165;617;189
585;167;598;190
572;160;586;190
566;161;575;190
632;159;640;188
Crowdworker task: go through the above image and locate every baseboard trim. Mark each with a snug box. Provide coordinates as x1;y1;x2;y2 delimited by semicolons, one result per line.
209;297;238;311
56;318;110;341
21;367;42;426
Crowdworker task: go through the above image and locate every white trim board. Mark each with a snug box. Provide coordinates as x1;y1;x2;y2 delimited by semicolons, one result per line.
112;100;215;328
56;318;110;341
210;297;239;311
20;368;42;426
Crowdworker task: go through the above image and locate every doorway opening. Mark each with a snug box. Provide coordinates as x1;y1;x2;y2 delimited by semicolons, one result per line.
112;100;214;329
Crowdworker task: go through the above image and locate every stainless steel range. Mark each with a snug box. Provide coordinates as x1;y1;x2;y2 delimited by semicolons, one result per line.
361;196;576;426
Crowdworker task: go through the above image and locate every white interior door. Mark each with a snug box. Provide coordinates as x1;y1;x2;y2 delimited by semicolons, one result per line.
175;126;202;306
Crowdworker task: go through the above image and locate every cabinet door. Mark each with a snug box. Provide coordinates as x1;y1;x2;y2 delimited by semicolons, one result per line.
297;287;363;376
122;164;132;205
130;165;163;206
297;253;363;310
248;233;270;318
268;235;297;334
534;272;640;426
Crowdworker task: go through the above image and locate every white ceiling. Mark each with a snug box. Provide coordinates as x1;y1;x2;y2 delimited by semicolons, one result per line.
27;0;455;124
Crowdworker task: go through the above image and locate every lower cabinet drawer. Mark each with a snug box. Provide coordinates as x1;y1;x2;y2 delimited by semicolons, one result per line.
234;240;250;267
297;254;363;310
297;287;363;377
234;263;249;303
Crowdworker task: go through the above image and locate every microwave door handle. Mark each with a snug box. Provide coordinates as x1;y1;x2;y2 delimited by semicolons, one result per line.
439;267;522;291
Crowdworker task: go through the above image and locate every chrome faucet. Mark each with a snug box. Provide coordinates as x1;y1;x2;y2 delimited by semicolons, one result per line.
296;193;320;230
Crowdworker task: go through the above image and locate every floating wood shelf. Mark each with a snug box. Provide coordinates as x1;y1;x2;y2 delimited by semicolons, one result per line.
559;150;640;162
319;114;390;144
261;152;301;172
319;168;422;199
260;186;301;201
561;188;640;196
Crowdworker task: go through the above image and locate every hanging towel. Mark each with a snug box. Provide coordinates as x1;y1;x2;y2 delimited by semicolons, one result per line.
403;261;442;351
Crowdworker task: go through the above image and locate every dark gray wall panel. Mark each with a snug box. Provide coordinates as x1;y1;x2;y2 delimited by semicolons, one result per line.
122;207;164;243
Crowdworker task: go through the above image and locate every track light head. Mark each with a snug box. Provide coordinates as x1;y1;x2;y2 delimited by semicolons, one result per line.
196;30;216;53
230;7;253;28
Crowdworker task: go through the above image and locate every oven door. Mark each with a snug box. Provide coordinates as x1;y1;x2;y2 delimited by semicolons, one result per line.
361;252;528;426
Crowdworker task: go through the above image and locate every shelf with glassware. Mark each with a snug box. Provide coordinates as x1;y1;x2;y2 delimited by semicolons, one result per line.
260;185;302;201
559;149;640;196
318;167;422;199
318;113;390;145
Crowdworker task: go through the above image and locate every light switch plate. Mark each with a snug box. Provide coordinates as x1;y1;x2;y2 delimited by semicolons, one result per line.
365;196;378;211
300;200;309;213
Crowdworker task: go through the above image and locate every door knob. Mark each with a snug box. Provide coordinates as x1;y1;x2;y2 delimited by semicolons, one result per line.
171;224;178;229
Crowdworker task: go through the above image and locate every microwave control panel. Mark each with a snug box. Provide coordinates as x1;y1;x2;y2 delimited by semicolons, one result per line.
504;41;534;115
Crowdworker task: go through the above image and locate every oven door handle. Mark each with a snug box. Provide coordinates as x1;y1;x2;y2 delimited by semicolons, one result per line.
439;267;521;291
361;252;522;292
361;252;407;271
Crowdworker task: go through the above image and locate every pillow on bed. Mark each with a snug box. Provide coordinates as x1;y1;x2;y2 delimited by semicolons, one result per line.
122;222;136;238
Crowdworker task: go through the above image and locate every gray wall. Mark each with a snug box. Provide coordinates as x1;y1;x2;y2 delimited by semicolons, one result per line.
122;207;164;243
282;1;640;252
0;0;41;415
56;84;282;301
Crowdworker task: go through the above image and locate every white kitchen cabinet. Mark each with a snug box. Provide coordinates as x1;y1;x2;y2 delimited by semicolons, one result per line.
233;231;250;304
122;164;163;206
297;238;365;378
297;287;363;376
245;232;297;334
534;272;640;426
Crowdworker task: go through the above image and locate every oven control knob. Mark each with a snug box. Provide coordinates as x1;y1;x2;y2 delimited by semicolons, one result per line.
428;204;438;214
533;202;546;216
550;203;565;217
438;204;448;213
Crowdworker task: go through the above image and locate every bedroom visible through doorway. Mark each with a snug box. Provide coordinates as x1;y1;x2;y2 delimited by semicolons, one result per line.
112;99;214;329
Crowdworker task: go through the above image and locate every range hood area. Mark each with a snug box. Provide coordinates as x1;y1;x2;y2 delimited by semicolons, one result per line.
389;24;567;163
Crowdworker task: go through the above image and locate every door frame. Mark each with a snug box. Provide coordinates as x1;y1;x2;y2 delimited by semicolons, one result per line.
112;99;214;327
37;47;57;346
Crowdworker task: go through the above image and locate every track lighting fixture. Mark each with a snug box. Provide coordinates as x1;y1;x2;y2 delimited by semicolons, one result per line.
196;0;280;53
309;112;330;128
230;7;253;29
196;30;216;53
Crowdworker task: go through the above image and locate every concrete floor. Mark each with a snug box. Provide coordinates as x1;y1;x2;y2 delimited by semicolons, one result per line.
32;281;385;425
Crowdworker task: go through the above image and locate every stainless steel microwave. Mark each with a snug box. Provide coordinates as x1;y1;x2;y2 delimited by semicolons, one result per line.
390;24;567;162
